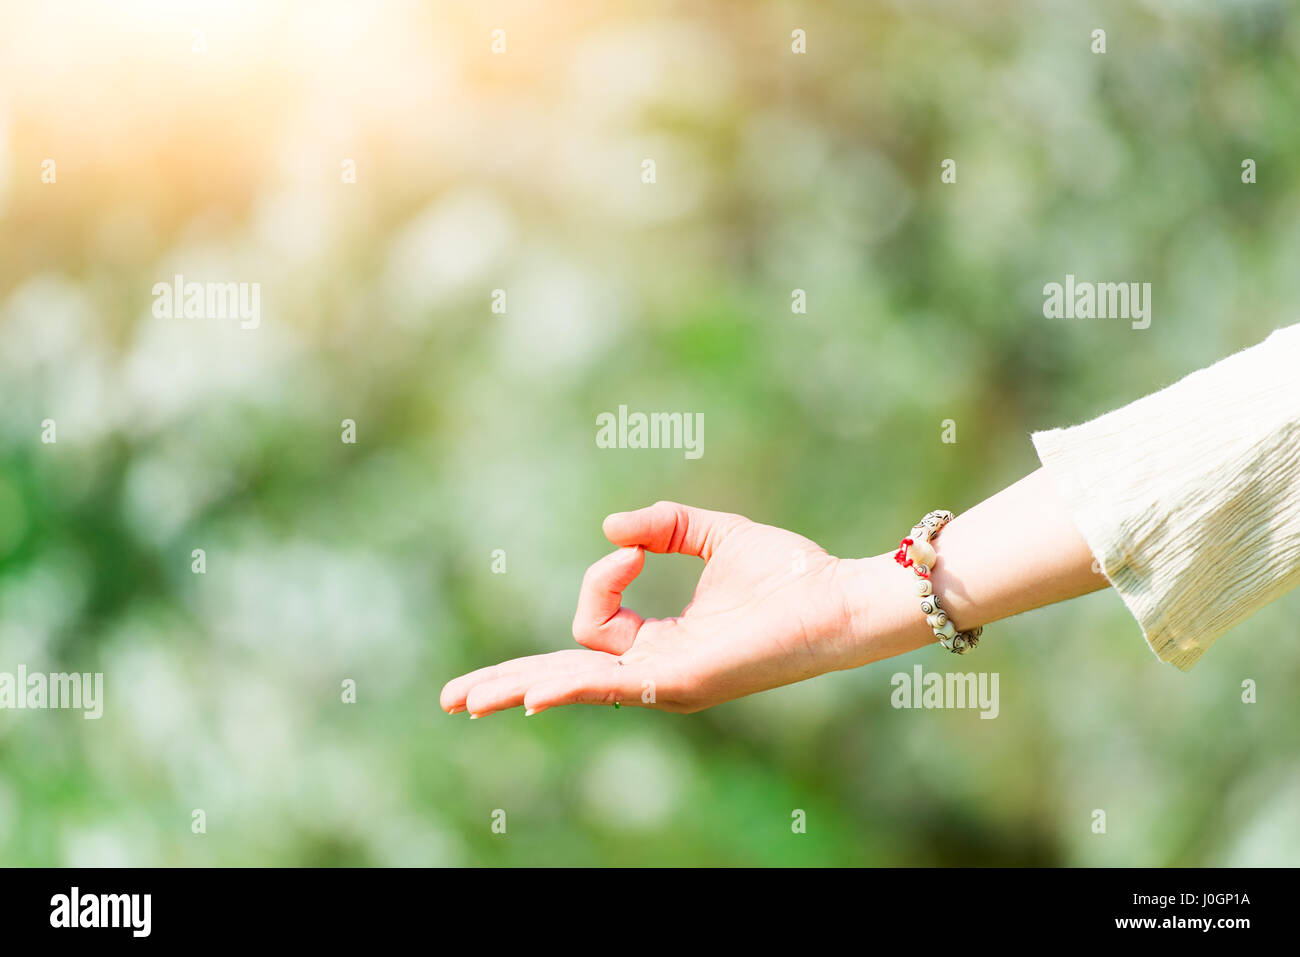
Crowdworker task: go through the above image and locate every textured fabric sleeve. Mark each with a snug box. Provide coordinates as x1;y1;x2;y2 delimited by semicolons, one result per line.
1029;322;1300;671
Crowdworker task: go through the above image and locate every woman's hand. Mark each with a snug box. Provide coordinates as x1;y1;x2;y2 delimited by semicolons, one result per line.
440;470;1107;718
439;501;874;716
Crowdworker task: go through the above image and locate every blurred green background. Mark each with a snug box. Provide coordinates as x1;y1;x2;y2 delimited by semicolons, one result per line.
2;0;1299;866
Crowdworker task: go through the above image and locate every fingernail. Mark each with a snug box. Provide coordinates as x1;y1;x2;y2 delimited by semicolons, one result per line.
524;708;535;716
447;706;463;714
468;713;480;719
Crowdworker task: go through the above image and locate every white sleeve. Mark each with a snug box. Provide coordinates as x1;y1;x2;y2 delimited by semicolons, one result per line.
1030;323;1300;671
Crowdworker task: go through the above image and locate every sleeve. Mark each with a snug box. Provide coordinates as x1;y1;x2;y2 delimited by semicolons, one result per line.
1029;322;1300;671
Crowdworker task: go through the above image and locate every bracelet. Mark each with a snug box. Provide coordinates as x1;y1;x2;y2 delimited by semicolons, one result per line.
893;509;983;654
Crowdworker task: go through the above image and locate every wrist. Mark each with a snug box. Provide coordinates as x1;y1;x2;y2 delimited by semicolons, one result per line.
834;553;938;669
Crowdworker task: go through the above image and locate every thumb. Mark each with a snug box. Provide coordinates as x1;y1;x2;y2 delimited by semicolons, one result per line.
602;501;744;562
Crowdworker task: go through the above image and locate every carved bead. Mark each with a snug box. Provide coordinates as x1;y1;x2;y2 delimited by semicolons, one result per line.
900;509;983;655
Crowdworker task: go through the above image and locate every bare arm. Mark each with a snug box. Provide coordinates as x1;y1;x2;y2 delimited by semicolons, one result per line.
440;467;1107;717
842;467;1108;668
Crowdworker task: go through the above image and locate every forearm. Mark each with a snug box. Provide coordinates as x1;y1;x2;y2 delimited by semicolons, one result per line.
842;467;1108;667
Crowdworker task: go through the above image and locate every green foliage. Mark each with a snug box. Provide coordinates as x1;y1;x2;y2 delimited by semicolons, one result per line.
0;0;1297;865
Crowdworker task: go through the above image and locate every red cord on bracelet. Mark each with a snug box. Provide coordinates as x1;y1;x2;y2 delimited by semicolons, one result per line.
894;537;931;578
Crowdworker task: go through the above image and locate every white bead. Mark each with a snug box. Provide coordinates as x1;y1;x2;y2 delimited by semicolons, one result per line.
907;539;936;569
919;596;942;616
926;612;948;629
935;620;957;640
914;579;932;597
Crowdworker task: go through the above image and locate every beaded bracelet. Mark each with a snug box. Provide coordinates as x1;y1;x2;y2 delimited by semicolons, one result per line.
893;509;983;654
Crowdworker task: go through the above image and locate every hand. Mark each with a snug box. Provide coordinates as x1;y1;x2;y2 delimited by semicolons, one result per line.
439;501;871;717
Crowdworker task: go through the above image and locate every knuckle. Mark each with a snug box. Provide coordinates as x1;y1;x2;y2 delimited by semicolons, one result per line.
654;500;686;525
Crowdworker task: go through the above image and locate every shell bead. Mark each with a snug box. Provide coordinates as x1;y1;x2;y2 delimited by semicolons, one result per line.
893;509;982;655
907;539;937;569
